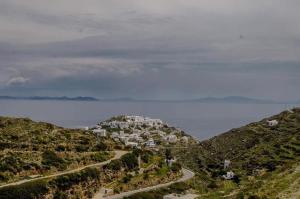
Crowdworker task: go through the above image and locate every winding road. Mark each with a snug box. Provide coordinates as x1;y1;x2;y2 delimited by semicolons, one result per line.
0;151;128;189
93;168;195;199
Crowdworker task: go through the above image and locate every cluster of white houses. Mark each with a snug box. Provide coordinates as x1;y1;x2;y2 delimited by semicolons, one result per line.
100;115;164;129
91;115;189;148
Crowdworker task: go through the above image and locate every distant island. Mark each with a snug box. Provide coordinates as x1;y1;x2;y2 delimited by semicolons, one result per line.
0;96;99;101
0;95;299;104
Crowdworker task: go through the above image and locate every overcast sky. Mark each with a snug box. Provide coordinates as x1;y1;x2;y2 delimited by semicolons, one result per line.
0;0;299;100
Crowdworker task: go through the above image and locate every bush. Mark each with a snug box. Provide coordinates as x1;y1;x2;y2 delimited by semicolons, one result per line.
207;180;218;189
122;174;133;183
53;190;68;199
75;145;89;152
106;159;122;171
141;151;153;163
0;180;49;199
51;168;100;190
124;192;159;199
93;142;109;151
90;152;109;162
121;153;138;170
170;162;182;173
169;182;190;193
42;150;67;170
55;145;66;152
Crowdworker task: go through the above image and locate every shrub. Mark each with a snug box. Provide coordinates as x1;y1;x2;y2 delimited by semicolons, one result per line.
0;180;49;199
121;153;138;170
170;162;182;173
106;159;122;171
93;142;109;151
90;152;109;162
42;150;66;170
53;190;68;199
75;145;89;152
55;145;66;152
51;168;100;190
169;182;190;193
122;174;133;183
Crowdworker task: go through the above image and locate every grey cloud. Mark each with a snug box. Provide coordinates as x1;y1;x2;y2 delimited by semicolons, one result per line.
6;76;29;86
0;0;299;100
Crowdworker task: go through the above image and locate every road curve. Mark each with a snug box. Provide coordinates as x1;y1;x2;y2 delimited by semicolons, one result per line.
0;151;128;189
93;168;195;199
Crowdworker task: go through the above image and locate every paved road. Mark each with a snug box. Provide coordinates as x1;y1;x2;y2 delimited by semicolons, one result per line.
0;151;128;189
93;168;195;199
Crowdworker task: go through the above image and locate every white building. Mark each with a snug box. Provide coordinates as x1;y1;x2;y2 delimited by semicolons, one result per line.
267;120;278;127
181;136;189;143
146;138;156;148
125;115;163;127
143;131;151;137
166;158;176;166
129;133;139;140
224;160;231;169
223;171;235;180
165;135;178;143
119;136;129;143
92;129;107;137
82;126;89;131
125;141;138;148
111;132;119;138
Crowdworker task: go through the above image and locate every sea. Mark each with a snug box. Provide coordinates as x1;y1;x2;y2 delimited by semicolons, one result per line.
0;100;298;140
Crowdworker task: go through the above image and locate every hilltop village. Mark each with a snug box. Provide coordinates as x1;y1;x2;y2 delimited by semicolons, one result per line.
89;115;193;149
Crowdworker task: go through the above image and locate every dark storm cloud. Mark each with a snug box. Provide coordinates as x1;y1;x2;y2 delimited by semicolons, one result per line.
0;0;300;100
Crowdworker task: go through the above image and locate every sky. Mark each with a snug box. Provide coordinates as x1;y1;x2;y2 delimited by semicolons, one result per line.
0;0;300;101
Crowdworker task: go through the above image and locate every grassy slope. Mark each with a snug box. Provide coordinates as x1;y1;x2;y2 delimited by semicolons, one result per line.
0;116;116;184
172;108;300;198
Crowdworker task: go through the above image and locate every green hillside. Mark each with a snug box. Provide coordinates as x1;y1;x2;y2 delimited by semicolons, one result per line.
0;109;299;199
174;108;300;198
0;117;116;184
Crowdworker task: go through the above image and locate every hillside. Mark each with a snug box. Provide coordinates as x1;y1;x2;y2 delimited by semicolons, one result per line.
0;109;299;199
0;116;185;199
173;108;300;198
0;116;117;184
125;108;300;199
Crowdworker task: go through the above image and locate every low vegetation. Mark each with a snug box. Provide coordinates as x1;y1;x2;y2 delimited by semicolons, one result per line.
0;117;116;184
1;108;299;198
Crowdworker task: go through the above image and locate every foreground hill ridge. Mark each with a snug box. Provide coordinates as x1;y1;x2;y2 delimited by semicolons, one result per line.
0;108;299;199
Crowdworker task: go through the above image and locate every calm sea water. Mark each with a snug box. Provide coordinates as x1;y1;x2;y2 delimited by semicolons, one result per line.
0;100;296;140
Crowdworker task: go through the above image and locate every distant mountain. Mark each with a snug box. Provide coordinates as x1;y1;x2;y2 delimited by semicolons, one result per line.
96;96;279;104
0;95;295;104
0;96;99;101
188;96;277;104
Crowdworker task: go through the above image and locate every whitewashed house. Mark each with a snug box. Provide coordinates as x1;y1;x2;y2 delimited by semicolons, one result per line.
143;131;151;137
166;158;176;166
111;132;119;138
181;136;189;143
146;138;156;148
92;129;107;137
165;134;178;143
136;136;144;143
267;120;278;127
223;171;235;180
82;126;89;131
119;136;129;143
125;141;138;148
224;160;231;169
118;122;129;129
